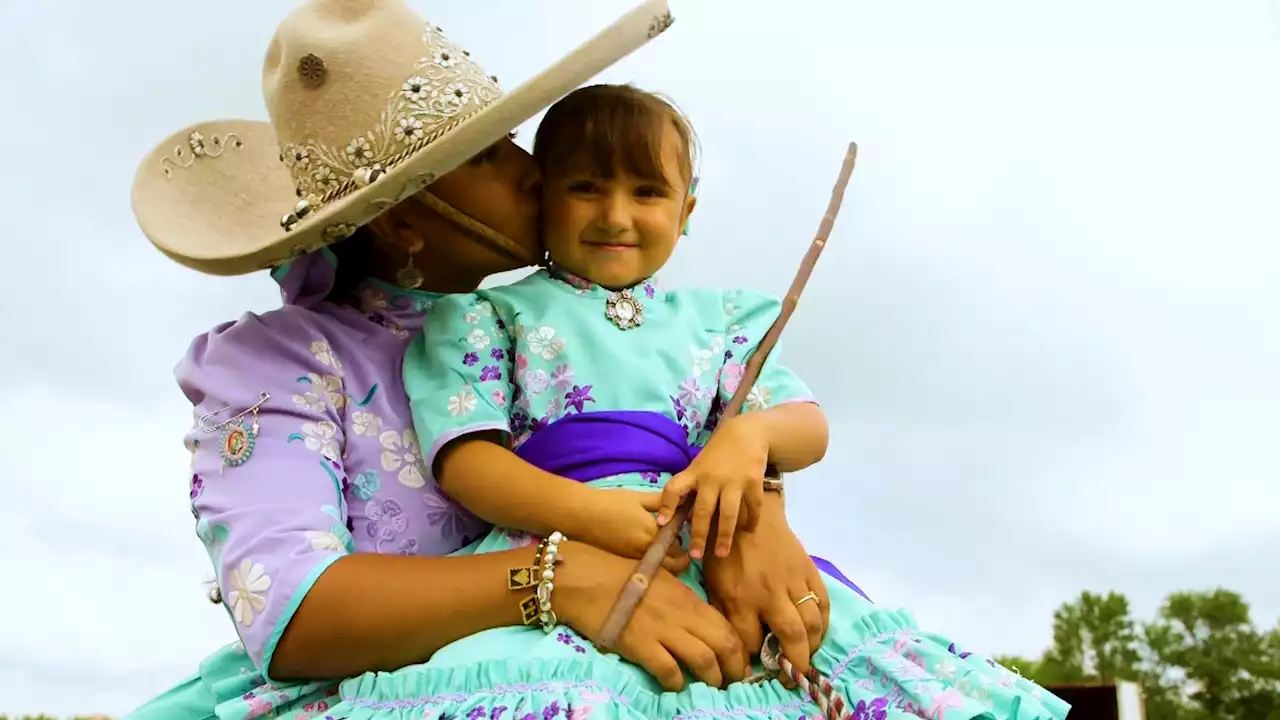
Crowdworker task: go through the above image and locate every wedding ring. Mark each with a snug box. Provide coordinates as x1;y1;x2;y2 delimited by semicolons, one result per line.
795;592;820;608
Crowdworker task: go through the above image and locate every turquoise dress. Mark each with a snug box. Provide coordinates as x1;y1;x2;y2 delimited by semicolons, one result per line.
325;268;1070;720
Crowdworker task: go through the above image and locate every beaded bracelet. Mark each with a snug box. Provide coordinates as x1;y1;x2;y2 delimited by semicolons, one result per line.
507;531;565;632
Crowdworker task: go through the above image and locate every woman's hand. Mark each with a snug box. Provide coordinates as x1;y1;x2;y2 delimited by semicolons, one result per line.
574;489;687;571
701;494;828;679
554;540;749;691
655;415;769;560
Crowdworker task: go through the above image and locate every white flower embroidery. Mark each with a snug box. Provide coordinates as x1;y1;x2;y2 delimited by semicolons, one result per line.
401;76;430;103
447;387;478;416
380;429;425;488
352;411;381;437
301;421;341;460
228;559;271;627
524;369;550;395
306;530;346;552
463;311;480;324
436;82;471;108
305;372;346;411
394;116;425;144
746;385;772;412
691;345;716;375
309;340;343;374
292;391;325;413
526;326;565;360
345;137;374;166
465;328;491;350
474;299;495;316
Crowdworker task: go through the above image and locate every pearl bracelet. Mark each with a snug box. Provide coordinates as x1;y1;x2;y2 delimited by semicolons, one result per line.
535;531;565;632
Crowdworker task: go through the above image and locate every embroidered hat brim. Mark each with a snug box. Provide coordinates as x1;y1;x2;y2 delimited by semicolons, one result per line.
132;0;674;277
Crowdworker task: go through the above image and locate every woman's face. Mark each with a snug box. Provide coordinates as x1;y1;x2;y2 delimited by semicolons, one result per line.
405;137;543;275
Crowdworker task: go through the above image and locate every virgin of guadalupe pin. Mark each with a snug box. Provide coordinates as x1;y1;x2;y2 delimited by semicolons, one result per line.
199;392;270;470
605;289;644;330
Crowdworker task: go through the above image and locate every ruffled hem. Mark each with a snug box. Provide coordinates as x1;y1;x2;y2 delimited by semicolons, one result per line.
334;657;812;719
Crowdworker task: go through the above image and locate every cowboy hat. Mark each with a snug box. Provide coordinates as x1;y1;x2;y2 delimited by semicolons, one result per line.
131;0;675;276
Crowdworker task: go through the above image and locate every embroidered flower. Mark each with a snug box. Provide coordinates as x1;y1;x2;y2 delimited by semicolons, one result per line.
490;388;507;406
305;529;346;552
564;385;595;414
464;311;480;324
309;340;343;373
852;697;889;720
345;137;374;166
401;76;430;103
525;369;551;395
677;377;711;406
303;372;346;411
423;491;477;540
352;411;381;437
432;48;458;68
479;365;502;382
691;344;718;375
463;351;479;366
366;499;408;550
720;361;745;395
474;299;495;315
351;470;381;500
550;364;575;390
447;387;479;417
379;429;426;488
292;391;325;412
301;421;340;460
394;116;425;144
436;82;470;108
526;326;565;360
227;559;271;626
466;328;491;350
189;473;204;501
746;385;772;412
490;347;505;361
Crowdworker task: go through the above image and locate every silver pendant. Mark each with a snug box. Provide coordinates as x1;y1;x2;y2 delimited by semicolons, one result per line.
605;289;644;330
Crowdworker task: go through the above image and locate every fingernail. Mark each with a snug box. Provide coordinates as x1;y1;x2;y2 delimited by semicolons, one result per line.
656;514;667;525
690;548;702;559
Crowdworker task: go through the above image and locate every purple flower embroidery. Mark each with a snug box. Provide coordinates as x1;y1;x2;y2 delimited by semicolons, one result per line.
541;701;561;720
557;630;588;654
366;499;407;549
467;707;487;720
852;697;889;720
724;349;733;361
490;347;505;361
670;395;688;421
733;335;748;345
190;474;204;501
463;352;479;366
490;706;509;720
564;385;595;414
495;317;506;330
643;282;656;299
947;642;973;659
480;365;503;382
641;471;660;485
510;409;530;437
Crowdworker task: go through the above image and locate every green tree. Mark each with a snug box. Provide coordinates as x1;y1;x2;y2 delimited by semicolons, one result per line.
1037;590;1143;684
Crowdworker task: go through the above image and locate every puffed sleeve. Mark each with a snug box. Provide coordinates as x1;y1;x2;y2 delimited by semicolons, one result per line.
177;306;356;681
716;288;817;413
404;292;515;478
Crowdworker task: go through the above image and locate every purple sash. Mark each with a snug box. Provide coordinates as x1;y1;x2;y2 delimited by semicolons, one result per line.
515;410;869;601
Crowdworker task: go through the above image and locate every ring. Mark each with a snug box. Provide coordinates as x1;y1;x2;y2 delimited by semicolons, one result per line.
795;592;820;608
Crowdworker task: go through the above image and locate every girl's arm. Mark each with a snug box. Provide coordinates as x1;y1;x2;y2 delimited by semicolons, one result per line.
432;431;601;539
723;401;828;473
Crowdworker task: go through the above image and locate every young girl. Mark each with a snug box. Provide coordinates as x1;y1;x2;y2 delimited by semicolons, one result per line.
375;85;1071;719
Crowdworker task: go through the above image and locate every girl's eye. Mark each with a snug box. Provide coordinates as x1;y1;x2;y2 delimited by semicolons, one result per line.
635;185;666;198
567;180;598;193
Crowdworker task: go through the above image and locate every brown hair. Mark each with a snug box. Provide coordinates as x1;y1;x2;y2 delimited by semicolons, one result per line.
533;84;698;190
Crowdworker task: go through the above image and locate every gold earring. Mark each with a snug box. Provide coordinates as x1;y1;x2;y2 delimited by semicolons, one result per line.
395;231;426;289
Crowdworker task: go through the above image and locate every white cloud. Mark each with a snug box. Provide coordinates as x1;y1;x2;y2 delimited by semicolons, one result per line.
0;0;1276;716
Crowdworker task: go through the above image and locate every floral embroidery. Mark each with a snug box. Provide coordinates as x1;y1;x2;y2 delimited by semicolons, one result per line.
379;429;426;488
352;411;381;437
550;364;574;390
490;388;507;406
563;385;595;414
556;629;588;654
299;372;346;411
479;365;503;382
448;387;479;416
526;326;565;360
228;559;271;626
305;529;347;552
352;470;381;500
299;420;341;460
293;391;326;412
466;328;492;349
746;384;771;412
423;491;477;540
366;499;408;551
525;369;551;395
309;340;343;375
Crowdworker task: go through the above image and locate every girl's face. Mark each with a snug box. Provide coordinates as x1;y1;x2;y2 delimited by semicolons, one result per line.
403;137;544;275
541;123;696;290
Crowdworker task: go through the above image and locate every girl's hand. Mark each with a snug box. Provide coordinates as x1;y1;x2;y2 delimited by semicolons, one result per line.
577;489;688;573
656;416;768;560
554;540;749;691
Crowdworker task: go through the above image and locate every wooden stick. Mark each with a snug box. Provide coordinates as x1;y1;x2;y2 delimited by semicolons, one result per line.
595;142;860;650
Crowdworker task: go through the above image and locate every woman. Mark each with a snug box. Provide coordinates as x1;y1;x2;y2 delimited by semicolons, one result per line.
127;1;833;718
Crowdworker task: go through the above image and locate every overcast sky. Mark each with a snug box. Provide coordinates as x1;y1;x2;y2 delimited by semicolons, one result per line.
1;0;1277;716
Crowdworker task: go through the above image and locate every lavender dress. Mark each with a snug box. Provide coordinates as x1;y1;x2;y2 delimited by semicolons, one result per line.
128;250;488;720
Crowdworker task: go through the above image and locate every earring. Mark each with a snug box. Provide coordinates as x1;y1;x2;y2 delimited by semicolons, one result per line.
682;175;700;236
395;231;426;289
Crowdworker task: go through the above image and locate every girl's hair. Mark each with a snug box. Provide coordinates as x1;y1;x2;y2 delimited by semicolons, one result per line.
533;84;699;190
